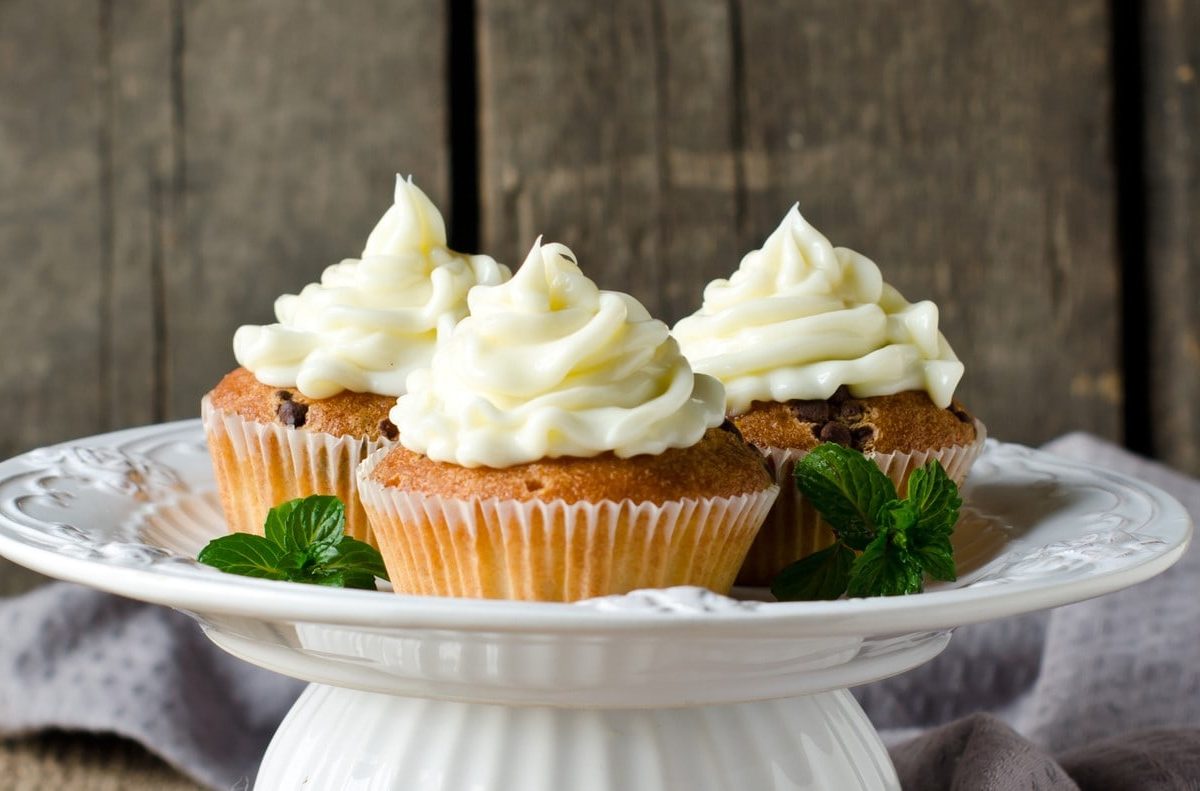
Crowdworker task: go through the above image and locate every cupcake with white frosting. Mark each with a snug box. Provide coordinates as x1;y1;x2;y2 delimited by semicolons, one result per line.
674;205;985;585
357;240;778;601
203;176;509;546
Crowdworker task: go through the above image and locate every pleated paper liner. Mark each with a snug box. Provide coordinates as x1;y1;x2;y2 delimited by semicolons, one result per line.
736;420;988;586
357;448;780;602
201;396;392;547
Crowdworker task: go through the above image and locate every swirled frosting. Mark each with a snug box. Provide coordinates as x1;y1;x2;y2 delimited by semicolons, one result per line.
392;239;726;468
673;205;964;414
233;176;510;399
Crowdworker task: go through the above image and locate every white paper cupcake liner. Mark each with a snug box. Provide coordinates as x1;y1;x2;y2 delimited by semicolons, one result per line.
736;419;988;586
201;396;393;546
357;448;779;602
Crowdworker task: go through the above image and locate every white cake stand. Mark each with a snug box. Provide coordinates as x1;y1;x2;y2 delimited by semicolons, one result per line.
0;422;1189;791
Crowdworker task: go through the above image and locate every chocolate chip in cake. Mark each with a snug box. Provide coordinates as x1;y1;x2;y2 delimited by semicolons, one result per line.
839;401;863;420
789;400;831;424
275;390;293;401
951;407;972;424
718;418;746;443
851;425;875;451
829;385;852;404
378;419;399;441
818;421;853;446
277;399;308;428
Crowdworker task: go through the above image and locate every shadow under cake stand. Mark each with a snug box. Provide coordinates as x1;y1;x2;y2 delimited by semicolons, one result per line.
0;421;1188;790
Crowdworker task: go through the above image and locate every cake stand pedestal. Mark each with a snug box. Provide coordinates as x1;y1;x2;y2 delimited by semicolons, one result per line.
0;422;1188;791
257;687;897;790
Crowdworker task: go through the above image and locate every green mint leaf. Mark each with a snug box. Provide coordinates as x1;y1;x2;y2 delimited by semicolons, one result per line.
263;498;304;547
269;494;346;554
310;567;379;590
794;444;897;550
876;499;918;544
320;537;390;581
198;533;289;580
906;460;962;538
913;531;957;582
771;542;856;601
337;570;382;590
846;523;924;597
203;495;386;589
906;460;962;583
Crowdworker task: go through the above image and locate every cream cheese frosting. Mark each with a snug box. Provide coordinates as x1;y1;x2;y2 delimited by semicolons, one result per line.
392;239;726;468
673;204;964;414
233;176;510;399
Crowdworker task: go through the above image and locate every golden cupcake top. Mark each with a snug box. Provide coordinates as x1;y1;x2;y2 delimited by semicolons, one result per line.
206;367;398;441
731;390;977;455
368;426;772;503
391;239;726;468
673;204;964;414
233;176;510;399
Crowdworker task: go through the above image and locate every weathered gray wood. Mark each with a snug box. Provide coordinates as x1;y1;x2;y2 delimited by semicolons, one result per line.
479;0;1122;447
0;0;109;595
1145;0;1200;475
168;0;451;419
106;1;177;428
478;0;739;318
0;1;105;455
737;0;1122;447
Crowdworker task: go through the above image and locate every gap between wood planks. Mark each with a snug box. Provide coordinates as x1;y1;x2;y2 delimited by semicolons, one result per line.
1110;0;1152;456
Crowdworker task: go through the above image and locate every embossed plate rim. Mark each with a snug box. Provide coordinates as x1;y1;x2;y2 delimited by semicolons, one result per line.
0;420;1189;637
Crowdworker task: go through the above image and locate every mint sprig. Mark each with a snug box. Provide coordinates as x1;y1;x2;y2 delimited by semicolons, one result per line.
199;495;388;590
771;444;962;601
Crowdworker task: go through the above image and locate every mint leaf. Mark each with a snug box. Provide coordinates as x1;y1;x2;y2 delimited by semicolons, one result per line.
773;445;965;599
846;524;924;597
913;530;957;582
289;495;346;553
263;498;304;547
907;460;961;583
322;537;389;581
198;533;289;580
262;499;348;554
906;460;962;537
876;499;919;540
313;569;379;590
794;444;897;550
201;495;386;589
771;543;855;601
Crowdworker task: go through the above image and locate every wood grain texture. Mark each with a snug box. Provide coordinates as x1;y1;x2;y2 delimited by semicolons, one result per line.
478;0;740;317
0;1;105;456
105;0;178;429
479;0;1121;447
169;0;450;419
1145;0;1200;475
737;1;1121;447
0;0;107;594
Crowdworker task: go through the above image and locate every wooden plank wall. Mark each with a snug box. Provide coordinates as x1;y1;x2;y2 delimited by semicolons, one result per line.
1145;0;1200;474
0;1;1195;589
479;0;1121;447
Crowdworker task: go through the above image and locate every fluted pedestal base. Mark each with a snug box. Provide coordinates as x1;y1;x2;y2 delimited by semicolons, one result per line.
256;685;898;791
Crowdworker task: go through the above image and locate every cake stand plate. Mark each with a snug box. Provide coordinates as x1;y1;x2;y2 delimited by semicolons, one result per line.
0;421;1189;791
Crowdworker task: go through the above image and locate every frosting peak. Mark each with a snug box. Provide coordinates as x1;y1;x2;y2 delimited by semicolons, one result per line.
233;176;509;399
362;175;447;256
673;205;963;413
392;239;726;468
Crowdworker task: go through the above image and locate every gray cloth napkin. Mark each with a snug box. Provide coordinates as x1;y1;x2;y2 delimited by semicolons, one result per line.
0;433;1196;790
860;433;1200;789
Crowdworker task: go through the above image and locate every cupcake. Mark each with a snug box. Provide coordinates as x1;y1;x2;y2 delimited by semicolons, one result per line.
357;240;778;601
203;176;509;546
673;205;985;586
